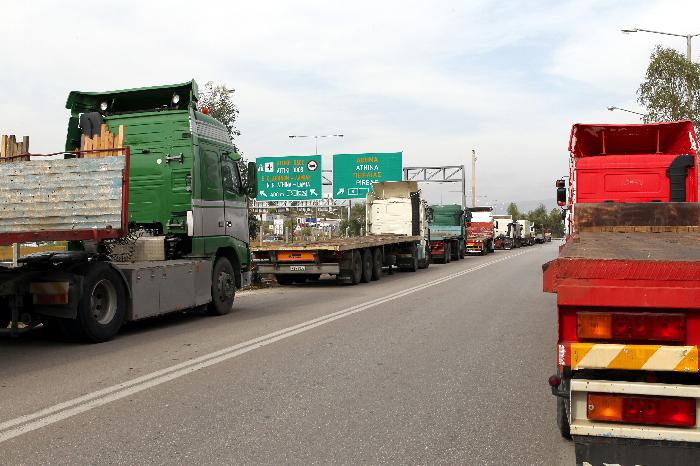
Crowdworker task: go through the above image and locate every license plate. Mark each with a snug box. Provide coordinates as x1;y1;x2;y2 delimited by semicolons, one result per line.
289;265;306;271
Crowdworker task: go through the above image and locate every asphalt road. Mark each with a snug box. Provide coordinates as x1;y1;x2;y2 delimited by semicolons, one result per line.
0;243;575;465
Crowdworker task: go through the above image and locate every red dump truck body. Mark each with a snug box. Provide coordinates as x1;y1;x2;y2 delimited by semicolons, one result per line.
465;207;494;255
545;121;700;465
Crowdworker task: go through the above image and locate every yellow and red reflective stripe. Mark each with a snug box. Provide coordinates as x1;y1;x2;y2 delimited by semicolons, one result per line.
569;343;698;372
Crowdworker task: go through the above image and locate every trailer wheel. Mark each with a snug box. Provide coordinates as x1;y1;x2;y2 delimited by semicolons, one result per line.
459;243;465;259
64;263;127;343
450;241;460;261
557;397;572;440
351;250;363;284
207;256;236;316
276;274;295;286
445;244;451;263
406;244;419;272
371;249;383;280
361;249;373;283
0;307;9;329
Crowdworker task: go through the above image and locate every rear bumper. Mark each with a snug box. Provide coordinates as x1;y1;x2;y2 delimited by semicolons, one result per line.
255;263;340;275
574;435;700;466
570;379;700;442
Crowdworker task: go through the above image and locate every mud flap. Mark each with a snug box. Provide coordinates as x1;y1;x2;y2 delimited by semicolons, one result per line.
574;436;700;466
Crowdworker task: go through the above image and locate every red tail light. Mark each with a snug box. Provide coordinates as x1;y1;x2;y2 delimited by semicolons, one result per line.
577;312;685;343
588;393;696;427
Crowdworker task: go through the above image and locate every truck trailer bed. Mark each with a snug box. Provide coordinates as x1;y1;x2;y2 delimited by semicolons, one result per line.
251;234;422;252
561;231;700;262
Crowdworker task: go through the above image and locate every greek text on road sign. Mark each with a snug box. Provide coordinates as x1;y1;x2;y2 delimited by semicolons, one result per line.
256;155;322;200
333;152;403;199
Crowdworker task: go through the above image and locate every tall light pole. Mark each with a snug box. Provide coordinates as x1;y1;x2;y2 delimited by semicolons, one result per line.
621;28;700;62
288;134;344;155
471;149;477;208
607;106;645;119
622;27;700;116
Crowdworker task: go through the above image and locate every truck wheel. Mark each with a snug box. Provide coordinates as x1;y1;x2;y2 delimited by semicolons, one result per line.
557;397;572;440
351;250;363;284
0;305;9;329
488;240;495;253
407;244;419;272
459;244;465;259
207;257;236;316
361;249;373;283
276;274;295;286
445;244;451;263
64;263;127;343
371;249;383;280
451;241;460;261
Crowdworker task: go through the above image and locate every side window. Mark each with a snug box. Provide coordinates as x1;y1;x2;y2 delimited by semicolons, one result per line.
222;157;242;196
201;149;223;200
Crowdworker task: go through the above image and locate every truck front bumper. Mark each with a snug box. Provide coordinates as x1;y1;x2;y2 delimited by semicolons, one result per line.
255;263;341;275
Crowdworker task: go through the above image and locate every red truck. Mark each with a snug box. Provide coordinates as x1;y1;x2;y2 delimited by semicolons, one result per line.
465;206;494;255
544;121;700;465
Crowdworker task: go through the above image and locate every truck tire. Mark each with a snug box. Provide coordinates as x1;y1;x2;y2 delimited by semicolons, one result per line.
276;274;295;286
207;256;236;316
0;306;9;329
488;240;495;253
361;249;373;283
459;243;465;259
371;249;383;280
64;262;127;343
557;397;572;440
406;244;419;272
445;244;452;263
351;250;363;284
450;241;460;261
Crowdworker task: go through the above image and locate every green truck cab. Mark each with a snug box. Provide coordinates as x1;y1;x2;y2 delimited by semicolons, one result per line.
0;81;256;342
428;204;466;263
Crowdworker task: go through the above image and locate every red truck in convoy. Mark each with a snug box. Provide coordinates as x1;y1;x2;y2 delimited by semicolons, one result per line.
544;121;700;465
465;206;494;255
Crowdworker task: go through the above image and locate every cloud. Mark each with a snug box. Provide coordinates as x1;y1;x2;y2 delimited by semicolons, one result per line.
1;0;698;205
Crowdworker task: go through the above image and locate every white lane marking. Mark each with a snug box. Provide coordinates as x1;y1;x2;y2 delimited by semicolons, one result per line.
0;249;534;443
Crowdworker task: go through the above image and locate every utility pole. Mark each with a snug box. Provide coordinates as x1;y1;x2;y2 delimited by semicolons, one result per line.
471;149;477;208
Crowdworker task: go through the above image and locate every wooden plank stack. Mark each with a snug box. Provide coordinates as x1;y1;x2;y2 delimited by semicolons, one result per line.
80;124;125;157
0;135;29;162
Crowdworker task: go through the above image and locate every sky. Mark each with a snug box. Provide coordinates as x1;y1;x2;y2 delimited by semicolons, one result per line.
2;0;700;209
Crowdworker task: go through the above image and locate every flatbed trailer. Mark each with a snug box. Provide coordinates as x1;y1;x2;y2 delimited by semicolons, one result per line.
545;121;700;465
252;234;425;285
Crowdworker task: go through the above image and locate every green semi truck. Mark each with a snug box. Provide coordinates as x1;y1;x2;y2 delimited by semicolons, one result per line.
0;81;256;342
428;204;465;262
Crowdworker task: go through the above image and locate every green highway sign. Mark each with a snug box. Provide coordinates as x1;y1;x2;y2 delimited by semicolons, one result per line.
332;152;403;199
256;155;322;200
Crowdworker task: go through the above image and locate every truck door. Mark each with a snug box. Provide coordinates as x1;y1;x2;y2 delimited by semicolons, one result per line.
221;154;249;240
197;146;225;237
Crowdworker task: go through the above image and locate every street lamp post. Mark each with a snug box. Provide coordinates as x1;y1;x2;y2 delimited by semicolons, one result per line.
288;134;344;155
607;106;645;118
622;28;700;62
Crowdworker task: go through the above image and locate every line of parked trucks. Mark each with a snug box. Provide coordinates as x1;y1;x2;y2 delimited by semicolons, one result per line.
0;80;552;343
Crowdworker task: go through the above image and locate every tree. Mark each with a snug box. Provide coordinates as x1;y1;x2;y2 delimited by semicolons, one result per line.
638;46;700;128
506;202;521;220
526;203;548;227
547;208;565;237
197;81;242;152
339;203;366;236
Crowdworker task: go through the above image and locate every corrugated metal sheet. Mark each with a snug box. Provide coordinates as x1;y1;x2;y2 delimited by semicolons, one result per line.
0;157;124;233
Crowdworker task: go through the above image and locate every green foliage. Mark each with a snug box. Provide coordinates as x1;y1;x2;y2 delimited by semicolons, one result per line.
339;203;366;236
197;81;242;152
638;46;700;127
506;202;521;219
506;202;565;237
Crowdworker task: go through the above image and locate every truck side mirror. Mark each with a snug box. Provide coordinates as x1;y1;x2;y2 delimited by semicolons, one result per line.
247;161;258;198
556;179;566;206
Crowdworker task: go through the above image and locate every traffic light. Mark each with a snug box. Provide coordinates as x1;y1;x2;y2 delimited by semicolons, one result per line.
556;179;566;206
